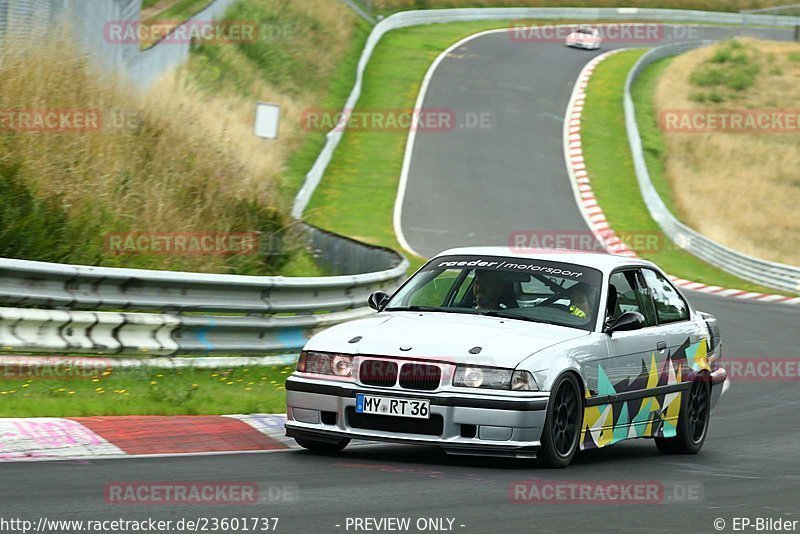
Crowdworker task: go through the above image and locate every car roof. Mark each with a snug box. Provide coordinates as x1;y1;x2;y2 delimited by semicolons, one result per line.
432;246;658;275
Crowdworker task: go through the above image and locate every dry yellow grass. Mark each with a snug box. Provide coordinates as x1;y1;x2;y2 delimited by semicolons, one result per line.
653;38;800;266
0;0;358;274
0;36;290;273
154;0;356;201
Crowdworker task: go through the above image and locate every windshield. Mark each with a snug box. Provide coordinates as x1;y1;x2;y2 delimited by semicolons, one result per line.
386;255;603;331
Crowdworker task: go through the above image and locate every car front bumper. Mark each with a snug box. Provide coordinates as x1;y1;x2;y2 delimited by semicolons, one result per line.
284;377;549;458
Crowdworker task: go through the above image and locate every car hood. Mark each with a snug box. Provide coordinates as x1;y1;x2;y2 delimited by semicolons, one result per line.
305;311;589;369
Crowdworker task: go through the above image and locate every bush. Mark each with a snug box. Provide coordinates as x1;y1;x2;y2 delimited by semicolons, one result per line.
689;39;761;99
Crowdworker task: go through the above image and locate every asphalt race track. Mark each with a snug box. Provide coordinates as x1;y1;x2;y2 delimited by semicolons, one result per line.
4;25;800;534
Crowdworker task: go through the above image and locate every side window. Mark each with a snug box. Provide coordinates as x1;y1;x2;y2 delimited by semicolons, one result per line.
607;271;643;319
641;269;689;324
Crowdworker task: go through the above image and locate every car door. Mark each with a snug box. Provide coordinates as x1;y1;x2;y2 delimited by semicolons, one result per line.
582;269;666;449
640;268;709;379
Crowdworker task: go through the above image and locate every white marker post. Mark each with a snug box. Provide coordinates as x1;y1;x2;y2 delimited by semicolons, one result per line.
254;102;280;140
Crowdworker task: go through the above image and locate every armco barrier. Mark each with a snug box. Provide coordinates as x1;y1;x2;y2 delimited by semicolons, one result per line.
291;6;800;218
0;223;408;355
0;306;373;355
624;42;800;294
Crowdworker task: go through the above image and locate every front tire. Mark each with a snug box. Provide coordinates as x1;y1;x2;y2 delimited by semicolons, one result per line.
655;376;710;455
539;374;583;468
295;437;350;454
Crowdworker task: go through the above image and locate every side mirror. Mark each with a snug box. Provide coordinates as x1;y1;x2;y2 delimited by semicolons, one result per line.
368;291;390;312
604;311;645;335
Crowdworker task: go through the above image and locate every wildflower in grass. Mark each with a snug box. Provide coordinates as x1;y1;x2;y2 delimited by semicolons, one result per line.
226;381;234;385
22;383;30;388
150;381;157;385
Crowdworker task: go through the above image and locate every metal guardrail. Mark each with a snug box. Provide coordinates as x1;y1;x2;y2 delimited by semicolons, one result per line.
624;42;800;294
0;306;374;355
292;6;800;218
0;223;408;355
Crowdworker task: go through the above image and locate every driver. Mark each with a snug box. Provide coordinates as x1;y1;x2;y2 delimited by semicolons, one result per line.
473;270;510;310
568;283;592;321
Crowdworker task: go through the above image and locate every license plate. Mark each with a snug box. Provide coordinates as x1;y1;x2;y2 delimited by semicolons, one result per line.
355;393;430;419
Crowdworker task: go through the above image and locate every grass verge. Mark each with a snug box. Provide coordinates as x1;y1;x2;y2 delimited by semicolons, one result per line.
629;55;678;215
581;49;794;295
0;364;292;417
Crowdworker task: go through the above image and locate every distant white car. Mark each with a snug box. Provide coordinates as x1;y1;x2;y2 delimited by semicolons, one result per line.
566;27;602;50
285;248;726;468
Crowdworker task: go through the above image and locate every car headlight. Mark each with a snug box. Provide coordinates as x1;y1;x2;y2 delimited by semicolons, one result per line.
453;366;538;391
297;351;353;378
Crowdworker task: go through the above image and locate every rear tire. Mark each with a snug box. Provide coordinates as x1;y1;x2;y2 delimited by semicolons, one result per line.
538;374;583;468
295;437;350;454
655;376;710;455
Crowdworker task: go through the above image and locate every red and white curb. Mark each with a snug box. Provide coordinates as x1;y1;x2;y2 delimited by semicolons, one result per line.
0;414;294;462
563;50;800;306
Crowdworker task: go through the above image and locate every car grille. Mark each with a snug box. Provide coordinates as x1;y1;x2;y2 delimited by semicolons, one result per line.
359;359;398;387
399;363;441;391
346;408;444;436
